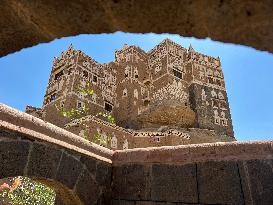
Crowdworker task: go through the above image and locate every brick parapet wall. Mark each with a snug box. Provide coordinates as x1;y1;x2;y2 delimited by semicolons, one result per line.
0;103;113;161
112;140;272;166
112;142;273;205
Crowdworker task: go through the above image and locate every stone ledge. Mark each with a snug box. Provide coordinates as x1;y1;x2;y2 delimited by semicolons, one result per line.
0;103;113;161
113;141;273;166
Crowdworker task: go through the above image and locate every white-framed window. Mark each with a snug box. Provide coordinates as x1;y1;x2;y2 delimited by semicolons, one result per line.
211;89;217;98
123;139;128;150
222;119;228;126
125;54;131;62
141;87;145;95
218;92;224;100
102;132;108;144
221;111;226;118
60;100;65;108
123;88;127;97
214;109;219;118
124;66;130;78
155;63;161;73
201;89;206;101
54;70;64;81
134;89;138;99
76;100;84;109
207;69;213;76
104;101;113;112
50;93;57;102
111;135;117;149
82;70;88;78
134;68;138;78
173;68;183;79
215;117;220;125
92;93;97;103
93;75;98;84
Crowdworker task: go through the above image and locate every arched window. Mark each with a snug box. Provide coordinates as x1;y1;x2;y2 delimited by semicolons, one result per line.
211;89;217;98
134;68;138;78
221;111;226;118
111;135;117;149
134;89;138;99
123;139;128;150
207;69;213;76
214;110;219;117
214;110;220;125
218;92;224;100
201;89;206;101
125;66;130;78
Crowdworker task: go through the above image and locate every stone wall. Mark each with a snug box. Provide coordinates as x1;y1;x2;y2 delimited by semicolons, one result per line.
112;142;273;205
0;104;272;205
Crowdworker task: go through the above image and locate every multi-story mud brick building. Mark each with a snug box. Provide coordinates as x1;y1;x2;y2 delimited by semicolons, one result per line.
26;39;235;150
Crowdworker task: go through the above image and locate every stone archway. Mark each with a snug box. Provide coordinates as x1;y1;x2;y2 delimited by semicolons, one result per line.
0;176;83;205
0;0;272;57
0;124;112;205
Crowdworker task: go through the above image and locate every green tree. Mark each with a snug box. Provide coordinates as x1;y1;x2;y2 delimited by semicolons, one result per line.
0;177;56;205
56;82;116;145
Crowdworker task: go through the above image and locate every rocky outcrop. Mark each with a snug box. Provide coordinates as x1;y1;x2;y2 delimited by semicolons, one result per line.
137;101;196;128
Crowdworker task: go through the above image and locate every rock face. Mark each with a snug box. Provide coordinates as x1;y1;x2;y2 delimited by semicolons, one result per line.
137;102;196;128
0;0;273;57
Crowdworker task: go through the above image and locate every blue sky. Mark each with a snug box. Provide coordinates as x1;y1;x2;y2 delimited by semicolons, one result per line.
0;32;272;141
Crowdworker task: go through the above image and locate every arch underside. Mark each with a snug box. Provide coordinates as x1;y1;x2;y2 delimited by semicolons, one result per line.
0;0;272;57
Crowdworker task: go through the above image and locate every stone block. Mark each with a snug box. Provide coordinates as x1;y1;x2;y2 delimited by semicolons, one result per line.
80;155;97;174
151;164;198;203
112;164;151;200
56;152;83;189
197;161;244;205
0;140;30;178
239;159;273;205
135;201;200;205
112;199;135;205
96;161;112;187
26;142;62;179
75;168;101;205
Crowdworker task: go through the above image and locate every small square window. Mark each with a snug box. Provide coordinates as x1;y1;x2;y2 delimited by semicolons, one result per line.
54;71;63;81
83;70;88;78
50;93;57;102
173;69;182;79
60;101;65;108
105;102;113;112
77;101;84;109
93;75;98;83
144;100;150;106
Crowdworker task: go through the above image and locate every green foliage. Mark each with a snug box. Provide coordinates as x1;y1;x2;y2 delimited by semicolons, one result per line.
56;82;116;145
78;82;94;96
0;177;56;205
96;112;116;125
79;129;89;140
55;104;88;119
92;131;110;146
